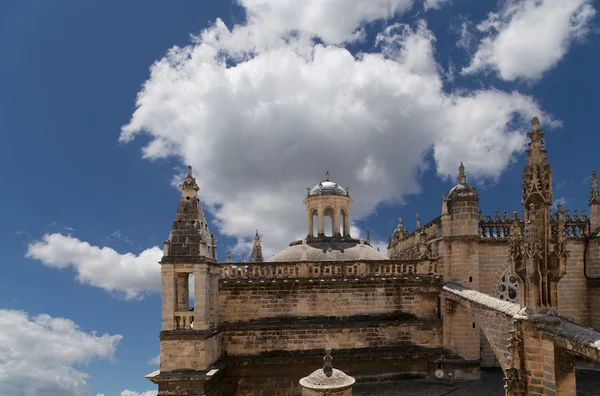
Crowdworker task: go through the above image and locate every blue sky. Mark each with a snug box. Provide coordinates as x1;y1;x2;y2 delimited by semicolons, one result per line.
0;0;598;395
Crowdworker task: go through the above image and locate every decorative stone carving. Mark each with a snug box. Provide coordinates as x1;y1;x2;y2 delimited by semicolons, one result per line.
590;170;599;205
504;327;526;396
446;300;457;316
559;350;575;374
504;367;527;396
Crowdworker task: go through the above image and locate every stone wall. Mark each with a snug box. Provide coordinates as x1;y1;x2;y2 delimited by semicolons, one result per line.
558;241;589;325
223;319;442;356
159;331;223;372
219;278;440;323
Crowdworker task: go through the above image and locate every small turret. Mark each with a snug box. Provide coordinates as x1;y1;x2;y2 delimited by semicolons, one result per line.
165;166;215;259
250;230;264;262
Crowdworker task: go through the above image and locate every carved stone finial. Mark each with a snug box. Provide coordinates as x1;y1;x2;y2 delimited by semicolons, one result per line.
226;250;232;263
416;213;421;229
307;187;311;197
255;230;260;240
590;170;599;205
398;216;403;228
531;116;540;131
457;162;467;185
345;186;350;196
366;230;371;244
179;165;200;192
325;171;330;182
387;235;391;247
323;348;333;378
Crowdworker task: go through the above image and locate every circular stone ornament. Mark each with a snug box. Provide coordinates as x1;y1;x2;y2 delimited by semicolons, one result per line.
299;368;355;391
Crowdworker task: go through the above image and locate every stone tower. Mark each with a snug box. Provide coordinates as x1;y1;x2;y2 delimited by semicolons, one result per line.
510;117;567;311
149;166;223;395
304;171;352;238
440;162;482;367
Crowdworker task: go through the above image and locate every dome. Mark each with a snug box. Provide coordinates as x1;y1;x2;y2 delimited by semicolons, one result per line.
308;171;349;197
309;181;347;196
270;239;388;262
447;162;478;201
447;183;478;201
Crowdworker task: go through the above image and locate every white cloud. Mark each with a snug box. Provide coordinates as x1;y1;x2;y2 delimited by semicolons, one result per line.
235;0;415;46
0;310;122;396
119;3;552;256
462;0;596;81
26;233;162;300
120;391;157;396
148;354;160;365
423;0;450;11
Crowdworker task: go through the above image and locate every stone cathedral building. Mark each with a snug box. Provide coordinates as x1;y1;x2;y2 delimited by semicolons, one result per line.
147;118;600;396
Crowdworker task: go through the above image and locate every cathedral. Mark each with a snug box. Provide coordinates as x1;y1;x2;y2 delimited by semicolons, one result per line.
146;117;600;396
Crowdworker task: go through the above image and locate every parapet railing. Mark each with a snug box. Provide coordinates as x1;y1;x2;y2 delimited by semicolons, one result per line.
391;216;442;251
479;211;513;239
173;311;194;330
219;259;439;281
479;209;590;240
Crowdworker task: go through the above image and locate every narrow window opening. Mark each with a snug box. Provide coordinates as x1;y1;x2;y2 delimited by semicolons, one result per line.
472;322;476;329
469;276;472;282
324;208;334;237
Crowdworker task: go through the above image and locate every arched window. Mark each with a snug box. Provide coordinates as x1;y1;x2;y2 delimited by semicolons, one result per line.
340;209;346;237
496;269;519;303
312;209;318;237
324;208;334;237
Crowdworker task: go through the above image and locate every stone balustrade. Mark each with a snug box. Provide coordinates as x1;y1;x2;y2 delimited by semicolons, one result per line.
391;217;441;252
173;311;194;330
478;209;590;240
220;259;438;281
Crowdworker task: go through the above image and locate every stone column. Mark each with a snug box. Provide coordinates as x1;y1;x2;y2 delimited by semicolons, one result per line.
307;208;314;237
193;265;210;330
299;348;355;396
343;208;351;237
161;265;176;330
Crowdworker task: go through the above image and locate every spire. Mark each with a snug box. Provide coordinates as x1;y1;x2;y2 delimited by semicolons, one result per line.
325;171;330;182
522;116;552;206
457;162;467;185
179;166;200;192
590;170;599;205
166;166;215;259
511;117;564;311
250;230;264;262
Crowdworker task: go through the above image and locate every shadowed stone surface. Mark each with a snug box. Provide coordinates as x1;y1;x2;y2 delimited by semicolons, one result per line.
353;369;600;396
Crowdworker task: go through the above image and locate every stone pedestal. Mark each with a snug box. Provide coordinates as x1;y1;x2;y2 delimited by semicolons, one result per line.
299;348;355;395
